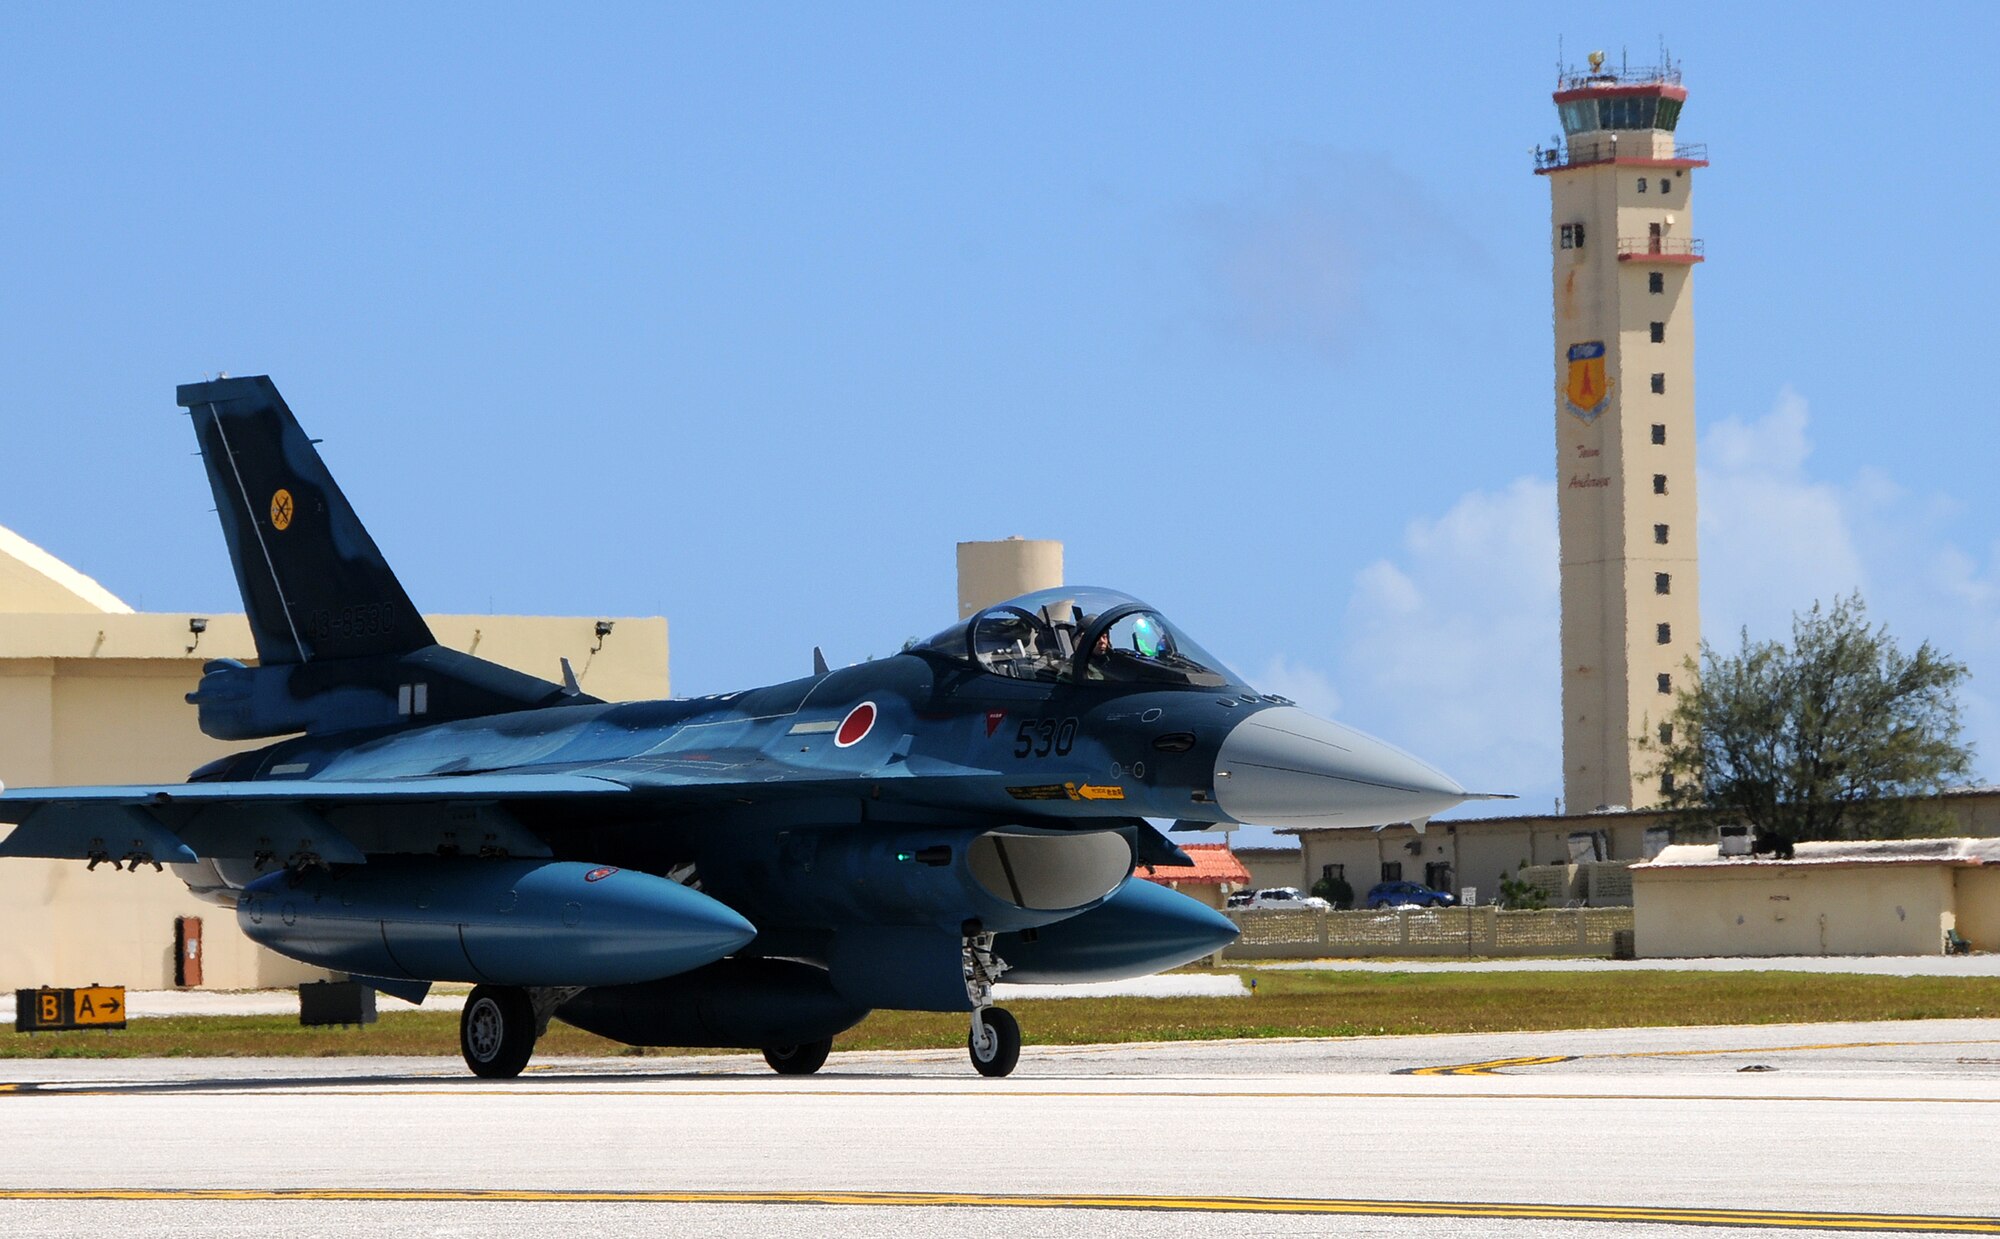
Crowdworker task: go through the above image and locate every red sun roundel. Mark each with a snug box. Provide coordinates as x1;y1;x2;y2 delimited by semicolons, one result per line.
835;701;877;748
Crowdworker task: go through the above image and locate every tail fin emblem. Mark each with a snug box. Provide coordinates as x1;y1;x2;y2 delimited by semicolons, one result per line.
269;489;295;531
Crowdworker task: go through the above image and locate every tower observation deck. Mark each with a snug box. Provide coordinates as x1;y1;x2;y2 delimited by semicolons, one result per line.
1537;54;1704;813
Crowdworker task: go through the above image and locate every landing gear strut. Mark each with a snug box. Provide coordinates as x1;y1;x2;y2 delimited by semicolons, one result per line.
458;984;582;1079
962;927;1020;1078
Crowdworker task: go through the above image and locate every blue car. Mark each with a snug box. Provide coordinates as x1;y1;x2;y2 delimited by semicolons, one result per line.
1365;880;1457;909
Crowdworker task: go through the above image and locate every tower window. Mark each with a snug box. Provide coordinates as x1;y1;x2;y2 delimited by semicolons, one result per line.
1659;723;1674;745
1661;771;1677;794
1657;622;1672;644
1654;523;1669;545
1658;673;1673;694
1653;474;1668;495
1651;373;1666;394
1650;321;1665;343
1637;177;1648;193
1656;572;1671;595
1651;423;1666;444
1649;272;1665;294
1560;224;1573;249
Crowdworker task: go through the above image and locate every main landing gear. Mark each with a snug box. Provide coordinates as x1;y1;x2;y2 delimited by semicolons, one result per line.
762;1039;834;1075
962;926;1021;1078
459;984;580;1078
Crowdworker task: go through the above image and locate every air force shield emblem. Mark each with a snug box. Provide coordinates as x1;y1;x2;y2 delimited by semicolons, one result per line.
1562;341;1611;422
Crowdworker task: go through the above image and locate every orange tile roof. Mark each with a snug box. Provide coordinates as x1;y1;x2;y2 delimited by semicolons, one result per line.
1138;841;1250;887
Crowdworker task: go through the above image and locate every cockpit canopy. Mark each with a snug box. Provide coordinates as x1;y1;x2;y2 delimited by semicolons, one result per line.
913;587;1245;689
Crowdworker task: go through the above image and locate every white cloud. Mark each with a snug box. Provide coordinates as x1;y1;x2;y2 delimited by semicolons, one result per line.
1255;654;1342;720
1698;386;1865;642
1254;387;2000;819
1225;472;1562;833
1700;389;1999;777
1335;476;1562;809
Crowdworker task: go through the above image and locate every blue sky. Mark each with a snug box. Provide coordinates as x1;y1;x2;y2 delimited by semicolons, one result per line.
4;5;1997;822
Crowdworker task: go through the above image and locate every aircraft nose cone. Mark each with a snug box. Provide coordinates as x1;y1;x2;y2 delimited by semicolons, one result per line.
1212;706;1467;828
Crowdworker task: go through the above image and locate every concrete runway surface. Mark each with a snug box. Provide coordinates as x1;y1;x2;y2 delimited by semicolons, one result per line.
4;1019;1999;1237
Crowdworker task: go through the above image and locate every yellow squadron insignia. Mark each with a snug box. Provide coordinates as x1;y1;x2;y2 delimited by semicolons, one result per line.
270;488;295;531
1561;341;1611;422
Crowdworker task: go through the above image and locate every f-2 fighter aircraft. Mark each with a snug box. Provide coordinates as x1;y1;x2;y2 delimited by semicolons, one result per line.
0;377;1476;1077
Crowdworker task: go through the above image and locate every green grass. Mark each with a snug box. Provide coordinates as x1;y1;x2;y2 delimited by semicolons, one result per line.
5;968;1997;1059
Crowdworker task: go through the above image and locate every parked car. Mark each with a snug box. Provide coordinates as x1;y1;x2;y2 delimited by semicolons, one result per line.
1240;886;1332;912
1365;880;1457;909
1224;890;1255;909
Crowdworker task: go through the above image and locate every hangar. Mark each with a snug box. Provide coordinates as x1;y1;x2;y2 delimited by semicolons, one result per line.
0;523;668;991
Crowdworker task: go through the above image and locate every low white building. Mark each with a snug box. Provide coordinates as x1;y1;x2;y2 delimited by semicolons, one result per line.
1631;839;2000;957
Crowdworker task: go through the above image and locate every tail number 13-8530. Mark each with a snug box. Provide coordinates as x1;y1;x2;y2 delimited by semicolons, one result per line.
1014;717;1078;759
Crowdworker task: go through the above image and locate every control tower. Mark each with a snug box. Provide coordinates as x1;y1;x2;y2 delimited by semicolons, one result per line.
1534;53;1705;812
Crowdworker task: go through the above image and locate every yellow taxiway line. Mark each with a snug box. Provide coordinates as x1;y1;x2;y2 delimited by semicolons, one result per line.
0;1188;1993;1231
1406;1054;1575;1075
1405;1036;2000;1077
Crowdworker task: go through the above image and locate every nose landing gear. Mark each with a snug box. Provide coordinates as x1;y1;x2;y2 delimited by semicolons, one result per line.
962;926;1020;1077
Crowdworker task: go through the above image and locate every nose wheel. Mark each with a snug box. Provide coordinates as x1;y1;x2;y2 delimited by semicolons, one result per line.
961;926;1020;1077
967;1006;1020;1077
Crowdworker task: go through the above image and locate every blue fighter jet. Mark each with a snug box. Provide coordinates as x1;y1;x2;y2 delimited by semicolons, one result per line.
0;377;1477;1078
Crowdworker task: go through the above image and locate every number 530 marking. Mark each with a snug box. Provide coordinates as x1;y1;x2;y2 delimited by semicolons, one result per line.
1014;717;1078;759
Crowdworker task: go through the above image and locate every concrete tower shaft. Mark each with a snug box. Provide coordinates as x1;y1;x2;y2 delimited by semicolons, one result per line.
1537;58;1705;813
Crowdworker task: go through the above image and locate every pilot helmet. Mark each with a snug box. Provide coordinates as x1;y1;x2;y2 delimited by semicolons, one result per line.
1130;613;1164;657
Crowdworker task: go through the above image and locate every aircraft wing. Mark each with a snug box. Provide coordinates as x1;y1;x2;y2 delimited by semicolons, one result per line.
0;758;1140;868
0;774;633;866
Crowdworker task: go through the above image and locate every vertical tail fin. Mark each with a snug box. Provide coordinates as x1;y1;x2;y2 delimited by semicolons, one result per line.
176;376;433;665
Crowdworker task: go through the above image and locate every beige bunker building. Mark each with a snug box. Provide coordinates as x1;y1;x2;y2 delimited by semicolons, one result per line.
0;525;669;991
1633;840;2000;958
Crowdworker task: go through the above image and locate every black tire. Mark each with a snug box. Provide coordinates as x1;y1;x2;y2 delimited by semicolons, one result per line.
460;985;536;1079
762;1038;833;1075
968;1006;1021;1078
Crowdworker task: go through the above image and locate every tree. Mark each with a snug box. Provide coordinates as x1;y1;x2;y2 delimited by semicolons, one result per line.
1497;862;1549;910
1311;873;1353;910
1648;594;1973;844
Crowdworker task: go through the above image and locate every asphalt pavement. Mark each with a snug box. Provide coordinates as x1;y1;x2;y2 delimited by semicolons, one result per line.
2;1019;1997;1237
